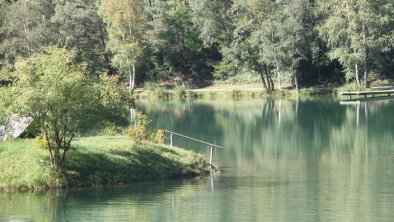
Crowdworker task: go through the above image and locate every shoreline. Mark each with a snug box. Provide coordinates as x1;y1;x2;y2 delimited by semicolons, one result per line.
134;85;340;100
0;136;216;192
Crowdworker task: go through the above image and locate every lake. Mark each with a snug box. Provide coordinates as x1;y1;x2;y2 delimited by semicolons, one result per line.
2;98;394;221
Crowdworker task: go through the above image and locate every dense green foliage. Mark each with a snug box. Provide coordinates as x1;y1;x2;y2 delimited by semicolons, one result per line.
0;47;128;169
0;136;214;191
0;0;393;89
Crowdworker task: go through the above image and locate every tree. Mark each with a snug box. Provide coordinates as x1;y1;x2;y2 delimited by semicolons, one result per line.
147;0;218;82
318;0;393;87
279;0;312;90
100;0;149;92
209;0;274;91
0;0;6;71
0;0;55;64
0;47;127;169
190;0;232;47
191;0;312;91
51;0;110;74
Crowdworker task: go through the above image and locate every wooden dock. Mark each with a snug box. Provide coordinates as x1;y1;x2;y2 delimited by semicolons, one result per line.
342;89;394;99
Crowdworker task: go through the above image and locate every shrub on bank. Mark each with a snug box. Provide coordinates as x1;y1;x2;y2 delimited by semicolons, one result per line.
128;110;166;144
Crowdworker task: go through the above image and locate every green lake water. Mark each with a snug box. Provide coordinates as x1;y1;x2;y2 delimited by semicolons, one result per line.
2;98;394;221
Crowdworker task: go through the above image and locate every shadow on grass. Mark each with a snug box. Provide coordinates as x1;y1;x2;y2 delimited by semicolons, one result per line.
65;146;206;187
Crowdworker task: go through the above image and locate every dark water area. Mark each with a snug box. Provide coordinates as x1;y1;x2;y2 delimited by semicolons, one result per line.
2;98;394;221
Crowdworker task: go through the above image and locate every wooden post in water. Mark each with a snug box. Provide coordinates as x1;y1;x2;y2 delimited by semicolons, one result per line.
209;146;214;164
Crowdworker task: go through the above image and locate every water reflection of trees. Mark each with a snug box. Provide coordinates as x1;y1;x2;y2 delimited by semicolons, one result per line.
2;99;394;221
140;98;394;163
138;99;394;221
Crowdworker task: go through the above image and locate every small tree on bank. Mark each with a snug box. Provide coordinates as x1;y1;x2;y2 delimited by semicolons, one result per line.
0;47;128;169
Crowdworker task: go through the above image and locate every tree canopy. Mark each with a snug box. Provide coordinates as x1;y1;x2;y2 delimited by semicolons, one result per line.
0;47;128;169
0;0;392;89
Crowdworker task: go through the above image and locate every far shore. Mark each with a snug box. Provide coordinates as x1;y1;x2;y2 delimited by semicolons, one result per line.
134;81;394;100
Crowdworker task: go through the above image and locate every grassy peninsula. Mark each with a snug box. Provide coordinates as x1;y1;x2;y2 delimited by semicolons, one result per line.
0;136;215;192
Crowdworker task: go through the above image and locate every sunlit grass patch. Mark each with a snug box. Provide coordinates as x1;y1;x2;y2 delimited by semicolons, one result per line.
0;136;215;192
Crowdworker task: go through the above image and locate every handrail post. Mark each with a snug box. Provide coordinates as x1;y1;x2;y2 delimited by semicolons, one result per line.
164;130;223;165
209;145;213;165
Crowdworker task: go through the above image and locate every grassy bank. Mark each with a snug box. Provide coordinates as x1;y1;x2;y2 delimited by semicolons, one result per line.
0;136;215;192
135;80;394;101
134;86;340;101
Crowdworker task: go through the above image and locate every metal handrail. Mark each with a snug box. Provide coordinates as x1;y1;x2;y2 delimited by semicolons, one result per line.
164;130;223;149
164;130;223;165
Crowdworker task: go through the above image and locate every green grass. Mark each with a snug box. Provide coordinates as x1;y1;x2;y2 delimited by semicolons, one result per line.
0;136;215;192
0;139;50;191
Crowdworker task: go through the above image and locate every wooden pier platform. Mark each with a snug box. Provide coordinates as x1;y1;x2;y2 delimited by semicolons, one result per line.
342;89;394;99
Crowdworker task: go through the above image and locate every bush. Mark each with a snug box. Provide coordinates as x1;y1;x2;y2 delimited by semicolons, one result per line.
98;123;120;136
174;84;191;99
131;110;150;128
127;126;150;144
231;89;242;99
128;110;166;144
34;135;48;150
153;87;170;99
153;129;165;144
144;82;158;91
340;82;365;92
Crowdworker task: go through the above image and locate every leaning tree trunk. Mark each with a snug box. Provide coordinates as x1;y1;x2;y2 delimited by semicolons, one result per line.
259;71;268;90
265;65;274;91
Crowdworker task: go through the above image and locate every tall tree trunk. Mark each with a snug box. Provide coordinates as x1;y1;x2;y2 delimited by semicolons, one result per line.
131;63;136;92
362;21;368;88
128;68;132;93
355;63;360;86
363;61;367;87
276;63;282;90
294;72;300;91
